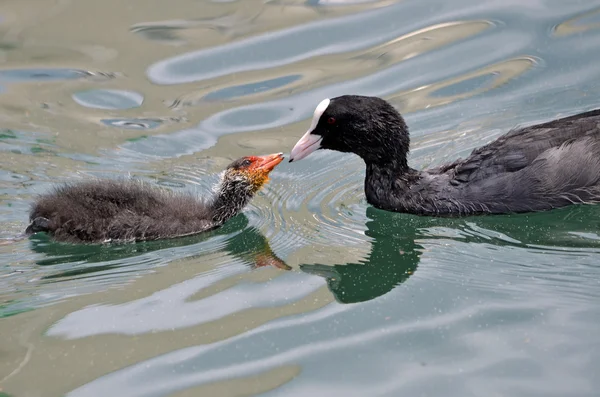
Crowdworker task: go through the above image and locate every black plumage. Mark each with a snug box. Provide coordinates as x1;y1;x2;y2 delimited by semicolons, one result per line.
289;95;600;216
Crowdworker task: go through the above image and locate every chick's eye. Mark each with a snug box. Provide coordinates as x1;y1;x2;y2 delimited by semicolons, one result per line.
242;160;252;167
327;117;336;125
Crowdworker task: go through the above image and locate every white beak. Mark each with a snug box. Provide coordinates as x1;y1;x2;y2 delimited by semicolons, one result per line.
289;131;322;162
289;98;330;162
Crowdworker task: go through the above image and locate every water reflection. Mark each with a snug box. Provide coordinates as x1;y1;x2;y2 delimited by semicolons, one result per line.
554;6;600;36
3;0;600;395
101;118;163;130
0;68;114;83
128;18;529;162
302;205;600;304
146;4;493;85
203;75;302;102
72;89;144;110
131;13;257;44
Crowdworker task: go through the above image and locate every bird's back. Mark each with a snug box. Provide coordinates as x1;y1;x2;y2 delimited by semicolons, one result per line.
27;179;215;243
417;109;600;214
451;109;600;180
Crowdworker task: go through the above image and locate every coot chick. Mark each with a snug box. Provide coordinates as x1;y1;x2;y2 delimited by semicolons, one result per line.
289;95;600;216
26;153;284;243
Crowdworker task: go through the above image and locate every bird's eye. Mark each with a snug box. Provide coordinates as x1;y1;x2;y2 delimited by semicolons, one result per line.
327;117;336;125
242;159;252;167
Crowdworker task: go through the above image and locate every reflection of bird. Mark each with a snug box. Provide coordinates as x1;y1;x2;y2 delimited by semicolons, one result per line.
300;204;600;304
300;207;421;304
25;153;284;243
230;225;291;271
290;95;600;215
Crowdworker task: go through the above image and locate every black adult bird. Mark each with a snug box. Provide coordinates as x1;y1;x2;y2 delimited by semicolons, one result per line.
289;95;600;216
25;153;284;243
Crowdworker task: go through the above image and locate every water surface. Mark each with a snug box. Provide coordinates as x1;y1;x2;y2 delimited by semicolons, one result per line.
1;0;600;396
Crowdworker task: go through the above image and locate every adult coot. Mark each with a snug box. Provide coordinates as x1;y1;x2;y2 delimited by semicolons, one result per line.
289;95;600;215
26;153;284;243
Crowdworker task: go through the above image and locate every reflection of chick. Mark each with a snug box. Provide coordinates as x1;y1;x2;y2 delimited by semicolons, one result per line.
228;225;291;271
253;253;291;270
25;154;284;243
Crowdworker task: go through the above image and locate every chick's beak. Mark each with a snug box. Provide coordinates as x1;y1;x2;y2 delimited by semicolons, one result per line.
254;152;284;172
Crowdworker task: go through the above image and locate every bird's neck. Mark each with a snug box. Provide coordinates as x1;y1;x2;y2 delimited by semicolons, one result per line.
364;160;419;211
210;181;252;225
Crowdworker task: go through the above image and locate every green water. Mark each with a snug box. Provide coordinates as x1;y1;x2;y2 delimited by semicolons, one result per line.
1;0;600;396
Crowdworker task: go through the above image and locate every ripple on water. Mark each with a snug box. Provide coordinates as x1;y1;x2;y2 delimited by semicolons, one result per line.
203;75;303;102
246;151;369;256
0;68;88;82
101;118;163;130
138;23;530;162
46;269;318;339
0;68;116;83
72;89;144;110
145;3;496;85
0;220;245;316
63;257;600;397
131;13;256;45
554;5;600;36
5;1;600;396
420;236;600;302
308;0;383;5
0;129;57;156
117;127;219;159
